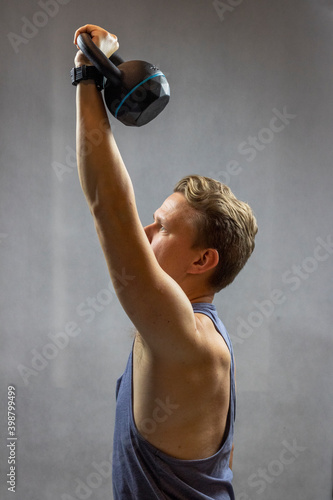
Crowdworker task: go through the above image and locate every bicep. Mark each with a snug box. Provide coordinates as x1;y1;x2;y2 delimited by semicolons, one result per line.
94;205;197;357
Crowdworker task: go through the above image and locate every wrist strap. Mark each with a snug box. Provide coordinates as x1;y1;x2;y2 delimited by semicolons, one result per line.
70;65;105;91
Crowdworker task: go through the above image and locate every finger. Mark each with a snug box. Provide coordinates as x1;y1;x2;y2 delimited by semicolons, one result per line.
73;24;109;45
73;25;96;45
73;25;119;60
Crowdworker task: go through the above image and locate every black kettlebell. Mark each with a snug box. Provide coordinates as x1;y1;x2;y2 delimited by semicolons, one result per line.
77;32;170;127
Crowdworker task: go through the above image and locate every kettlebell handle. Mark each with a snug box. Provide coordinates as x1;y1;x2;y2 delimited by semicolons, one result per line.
77;32;122;87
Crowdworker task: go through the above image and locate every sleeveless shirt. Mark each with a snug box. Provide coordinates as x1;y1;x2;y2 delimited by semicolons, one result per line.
112;302;236;499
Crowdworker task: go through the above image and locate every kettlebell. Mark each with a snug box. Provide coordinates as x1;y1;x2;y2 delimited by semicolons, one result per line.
77;32;170;127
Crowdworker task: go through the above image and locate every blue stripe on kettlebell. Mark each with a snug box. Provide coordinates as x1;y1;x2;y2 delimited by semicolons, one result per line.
115;72;165;118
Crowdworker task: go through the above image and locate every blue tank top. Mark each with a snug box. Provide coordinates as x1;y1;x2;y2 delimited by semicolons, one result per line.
112;302;236;499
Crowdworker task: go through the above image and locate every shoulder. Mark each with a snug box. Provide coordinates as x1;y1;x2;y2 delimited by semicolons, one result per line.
194;311;231;369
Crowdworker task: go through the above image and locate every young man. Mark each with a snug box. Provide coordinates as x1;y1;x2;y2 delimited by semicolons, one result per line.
73;24;258;499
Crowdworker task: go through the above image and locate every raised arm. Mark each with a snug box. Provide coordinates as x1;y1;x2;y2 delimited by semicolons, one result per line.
74;25;200;359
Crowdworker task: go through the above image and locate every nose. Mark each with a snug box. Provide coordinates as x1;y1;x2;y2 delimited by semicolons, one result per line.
144;223;154;243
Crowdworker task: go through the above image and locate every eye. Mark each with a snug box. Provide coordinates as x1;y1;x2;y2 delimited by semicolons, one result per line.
153;214;167;232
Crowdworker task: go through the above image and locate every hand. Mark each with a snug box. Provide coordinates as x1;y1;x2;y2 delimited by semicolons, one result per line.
73;24;119;67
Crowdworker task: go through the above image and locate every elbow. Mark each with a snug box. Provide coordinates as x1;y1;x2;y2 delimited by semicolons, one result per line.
80;178;136;227
90;194;134;231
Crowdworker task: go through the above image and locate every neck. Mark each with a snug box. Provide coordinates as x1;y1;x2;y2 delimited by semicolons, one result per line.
186;288;215;304
177;275;215;304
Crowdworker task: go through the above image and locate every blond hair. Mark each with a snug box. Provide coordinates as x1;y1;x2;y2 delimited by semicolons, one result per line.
174;175;258;291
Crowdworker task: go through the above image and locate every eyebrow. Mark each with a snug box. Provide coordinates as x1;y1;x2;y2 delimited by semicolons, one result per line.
153;212;166;225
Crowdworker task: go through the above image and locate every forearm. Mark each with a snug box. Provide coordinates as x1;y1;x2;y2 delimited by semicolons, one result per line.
76;80;135;219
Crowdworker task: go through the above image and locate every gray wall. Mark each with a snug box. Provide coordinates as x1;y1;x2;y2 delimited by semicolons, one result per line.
1;0;332;499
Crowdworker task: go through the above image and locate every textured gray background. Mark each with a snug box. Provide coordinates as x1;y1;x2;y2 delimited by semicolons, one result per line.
0;0;332;499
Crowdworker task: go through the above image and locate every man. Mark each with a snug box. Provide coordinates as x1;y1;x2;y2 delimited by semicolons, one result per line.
73;24;258;499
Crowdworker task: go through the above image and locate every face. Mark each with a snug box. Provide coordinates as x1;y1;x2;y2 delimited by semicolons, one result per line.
144;192;200;284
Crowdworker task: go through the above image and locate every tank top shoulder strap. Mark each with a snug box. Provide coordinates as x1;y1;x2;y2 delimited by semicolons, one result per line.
192;302;233;355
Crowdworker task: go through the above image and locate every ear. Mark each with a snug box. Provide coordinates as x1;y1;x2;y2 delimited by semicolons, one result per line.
188;248;219;275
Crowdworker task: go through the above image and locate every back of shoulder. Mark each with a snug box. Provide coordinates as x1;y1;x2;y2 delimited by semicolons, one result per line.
194;312;231;369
